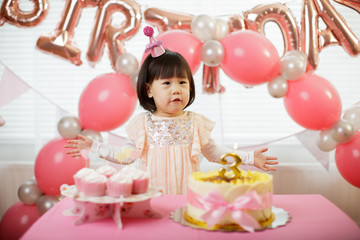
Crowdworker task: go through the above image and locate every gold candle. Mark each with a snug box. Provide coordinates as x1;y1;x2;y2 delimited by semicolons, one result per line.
219;153;242;181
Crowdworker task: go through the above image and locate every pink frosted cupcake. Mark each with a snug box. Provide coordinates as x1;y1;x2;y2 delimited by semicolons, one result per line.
107;173;133;198
118;166;149;194
82;172;107;197
132;171;149;194
73;168;96;192
96;165;117;178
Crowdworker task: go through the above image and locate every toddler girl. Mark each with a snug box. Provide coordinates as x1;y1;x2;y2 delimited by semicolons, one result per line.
65;26;278;194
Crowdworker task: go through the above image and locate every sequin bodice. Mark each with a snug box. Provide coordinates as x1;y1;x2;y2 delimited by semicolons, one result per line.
146;112;193;147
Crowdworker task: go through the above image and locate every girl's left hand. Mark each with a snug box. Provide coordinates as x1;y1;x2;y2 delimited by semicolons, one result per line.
254;148;278;171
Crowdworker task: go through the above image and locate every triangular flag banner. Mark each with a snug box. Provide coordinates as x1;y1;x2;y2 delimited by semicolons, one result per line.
0;67;30;107
295;130;330;171
108;132;128;146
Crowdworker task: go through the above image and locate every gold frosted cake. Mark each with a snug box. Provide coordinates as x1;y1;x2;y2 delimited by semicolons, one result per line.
185;168;274;232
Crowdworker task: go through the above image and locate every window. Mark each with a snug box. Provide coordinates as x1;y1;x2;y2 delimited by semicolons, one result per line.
0;0;359;162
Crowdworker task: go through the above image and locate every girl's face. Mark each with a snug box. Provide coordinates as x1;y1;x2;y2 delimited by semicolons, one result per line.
147;76;190;117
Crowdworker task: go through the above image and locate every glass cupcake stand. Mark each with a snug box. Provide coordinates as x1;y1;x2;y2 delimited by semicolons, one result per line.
60;184;163;229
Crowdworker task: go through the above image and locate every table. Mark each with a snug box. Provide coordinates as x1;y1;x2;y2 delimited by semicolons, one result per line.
21;194;360;240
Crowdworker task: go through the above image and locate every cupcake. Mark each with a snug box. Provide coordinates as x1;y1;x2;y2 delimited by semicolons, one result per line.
82;172;107;197
107;173;133;198
73;168;96;192
132;171;149;194
117;166;149;194
96;165;117;178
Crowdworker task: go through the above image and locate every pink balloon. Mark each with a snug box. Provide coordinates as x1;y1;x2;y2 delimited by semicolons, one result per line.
35;138;86;195
0;202;40;240
335;132;360;188
79;73;137;131
284;73;341;130
142;30;202;74
220;30;280;86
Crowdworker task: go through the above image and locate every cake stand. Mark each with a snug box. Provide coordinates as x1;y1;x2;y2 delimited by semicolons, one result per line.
60;184;163;229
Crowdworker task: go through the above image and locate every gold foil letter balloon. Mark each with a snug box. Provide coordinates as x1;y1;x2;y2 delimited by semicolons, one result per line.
36;0;85;65
301;0;360;69
144;8;194;34
0;0;48;27
87;0;141;71
244;3;300;54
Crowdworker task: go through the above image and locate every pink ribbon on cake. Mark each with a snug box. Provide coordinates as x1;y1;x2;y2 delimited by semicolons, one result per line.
187;189;271;232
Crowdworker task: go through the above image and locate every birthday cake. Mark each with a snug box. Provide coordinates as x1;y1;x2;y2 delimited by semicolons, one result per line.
185;154;274;232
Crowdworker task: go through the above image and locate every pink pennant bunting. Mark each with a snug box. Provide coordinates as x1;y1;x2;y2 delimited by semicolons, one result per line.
108;132;128;146
0;67;30;107
295;130;330;170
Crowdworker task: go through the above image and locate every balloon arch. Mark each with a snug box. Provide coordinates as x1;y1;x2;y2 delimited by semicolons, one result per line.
0;2;359;230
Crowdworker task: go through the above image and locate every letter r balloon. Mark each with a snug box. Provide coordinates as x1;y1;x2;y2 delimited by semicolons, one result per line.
36;0;141;71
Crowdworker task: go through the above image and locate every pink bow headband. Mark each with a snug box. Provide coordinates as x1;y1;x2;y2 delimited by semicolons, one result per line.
144;26;165;58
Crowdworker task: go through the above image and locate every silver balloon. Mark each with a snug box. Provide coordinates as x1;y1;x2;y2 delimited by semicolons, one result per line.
80;129;103;142
343;106;360;130
290;50;307;64
57;116;82;139
115;52;139;76
37;195;60;216
201;40;224;67
191;14;216;41
331;119;354;143
18;179;43;205
280;50;307;80
267;76;288;98
316;130;337;152
213;18;229;41
129;70;139;91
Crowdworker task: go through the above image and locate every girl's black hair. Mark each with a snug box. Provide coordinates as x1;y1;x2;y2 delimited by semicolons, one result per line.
137;50;196;112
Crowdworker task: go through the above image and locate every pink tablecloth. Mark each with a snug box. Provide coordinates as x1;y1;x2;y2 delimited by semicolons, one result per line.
21;194;360;240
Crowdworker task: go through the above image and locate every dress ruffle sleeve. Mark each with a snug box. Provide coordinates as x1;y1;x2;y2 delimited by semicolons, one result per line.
191;112;216;160
125;113;146;156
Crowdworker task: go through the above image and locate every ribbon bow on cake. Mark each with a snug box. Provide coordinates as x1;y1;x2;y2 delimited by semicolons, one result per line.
191;190;268;232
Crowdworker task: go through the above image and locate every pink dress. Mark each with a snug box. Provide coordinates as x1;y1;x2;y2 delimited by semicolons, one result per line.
91;111;254;195
125;111;215;195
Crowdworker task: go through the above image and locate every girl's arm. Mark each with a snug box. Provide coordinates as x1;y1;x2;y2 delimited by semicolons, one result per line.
65;134;139;165
201;139;254;165
201;139;278;171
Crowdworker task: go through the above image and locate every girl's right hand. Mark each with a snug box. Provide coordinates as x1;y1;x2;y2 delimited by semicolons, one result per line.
64;134;93;158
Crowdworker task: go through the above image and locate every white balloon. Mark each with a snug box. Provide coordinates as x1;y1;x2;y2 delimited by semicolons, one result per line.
201;40;224;67
316;130;337;152
191;14;216;41
290;50;307;63
37;195;60;216
331;119;354;143
280;50;307;80
18;179;43;205
267;76;288;98
81;129;103;142
214;18;229;41
57;116;82;139
129;70;138;91
343;106;360;130
115;52;139;76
